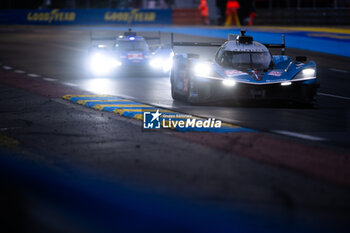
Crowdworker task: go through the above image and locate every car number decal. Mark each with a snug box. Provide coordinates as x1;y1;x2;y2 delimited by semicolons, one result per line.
128;53;143;60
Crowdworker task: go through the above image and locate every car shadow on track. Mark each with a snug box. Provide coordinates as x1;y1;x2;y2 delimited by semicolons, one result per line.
173;99;318;109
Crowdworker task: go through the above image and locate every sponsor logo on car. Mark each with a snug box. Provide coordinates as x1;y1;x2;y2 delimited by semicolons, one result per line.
224;69;244;76
268;70;283;77
249;69;264;81
128;53;143;60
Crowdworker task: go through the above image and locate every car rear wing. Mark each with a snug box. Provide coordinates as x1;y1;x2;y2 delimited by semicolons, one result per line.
144;31;161;44
89;31;115;42
170;33;223;49
89;30;161;44
263;35;286;55
172;32;286;55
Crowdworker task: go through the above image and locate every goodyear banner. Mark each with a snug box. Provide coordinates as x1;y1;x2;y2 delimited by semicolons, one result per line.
0;9;172;25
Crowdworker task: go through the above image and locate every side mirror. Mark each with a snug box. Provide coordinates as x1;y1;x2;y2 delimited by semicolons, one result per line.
296;56;307;63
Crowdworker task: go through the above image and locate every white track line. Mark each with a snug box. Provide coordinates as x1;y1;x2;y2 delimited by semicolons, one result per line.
43;77;57;82
329;68;349;73
61;82;78;87
0;127;21;131
2;66;12;70
272;130;327;141
14;70;25;74
27;73;41;78
318;92;350;100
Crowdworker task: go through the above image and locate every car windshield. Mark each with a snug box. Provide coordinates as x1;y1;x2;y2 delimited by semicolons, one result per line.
114;40;149;51
220;51;271;70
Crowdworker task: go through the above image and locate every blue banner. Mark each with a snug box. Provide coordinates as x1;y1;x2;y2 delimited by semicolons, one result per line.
0;8;172;25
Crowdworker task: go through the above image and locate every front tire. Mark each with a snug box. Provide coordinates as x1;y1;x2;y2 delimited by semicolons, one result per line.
170;68;186;101
299;84;318;108
187;76;210;104
171;81;185;100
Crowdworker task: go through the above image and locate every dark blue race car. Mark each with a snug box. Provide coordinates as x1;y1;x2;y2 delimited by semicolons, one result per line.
170;30;319;105
88;29;173;76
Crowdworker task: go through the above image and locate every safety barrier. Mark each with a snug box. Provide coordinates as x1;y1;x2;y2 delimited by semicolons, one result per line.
0;8;172;25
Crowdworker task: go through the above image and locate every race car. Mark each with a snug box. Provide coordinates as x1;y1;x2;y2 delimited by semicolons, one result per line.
88;29;173;76
170;30;318;105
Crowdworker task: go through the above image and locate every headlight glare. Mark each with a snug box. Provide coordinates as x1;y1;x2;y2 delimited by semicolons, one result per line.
150;57;173;72
150;58;162;68
194;62;212;76
110;59;122;68
89;53;120;76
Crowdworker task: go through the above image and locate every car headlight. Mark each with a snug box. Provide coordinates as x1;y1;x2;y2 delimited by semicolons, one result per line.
193;62;212;76
302;68;316;77
89;53;121;75
281;81;292;86
293;68;316;81
222;79;236;87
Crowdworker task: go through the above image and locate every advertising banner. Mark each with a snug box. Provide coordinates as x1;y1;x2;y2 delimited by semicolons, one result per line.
0;8;172;25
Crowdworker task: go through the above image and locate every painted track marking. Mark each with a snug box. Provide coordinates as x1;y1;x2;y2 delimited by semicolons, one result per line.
62;82;78;87
28;73;40;78
43;78;57;82
272;130;326;141
2;66;12;70
318;92;350;100
63;95;254;133
329;68;349;73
